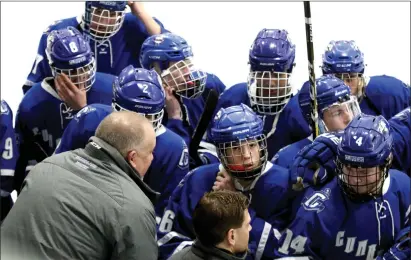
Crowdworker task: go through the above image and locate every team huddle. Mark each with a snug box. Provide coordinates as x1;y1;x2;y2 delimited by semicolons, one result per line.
1;1;410;260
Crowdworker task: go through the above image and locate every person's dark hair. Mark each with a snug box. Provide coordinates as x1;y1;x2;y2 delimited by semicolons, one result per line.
192;190;249;247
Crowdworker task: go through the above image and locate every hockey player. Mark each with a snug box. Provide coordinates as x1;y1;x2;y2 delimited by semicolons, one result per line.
14;27;114;194
272;75;361;169
156;104;295;260
23;1;168;93
321;40;410;119
139;32;226;165
290;106;411;189
55;65;189;217
1;100;19;221
215;29;311;159
275;114;410;259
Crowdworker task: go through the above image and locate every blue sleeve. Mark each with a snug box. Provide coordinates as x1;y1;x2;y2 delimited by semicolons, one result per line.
55;105;111;154
147;133;189;216
125;13;168;38
365;76;411;120
166;119;191;147
0;101;19;196
24;33;53;94
206;73;226;95
272;139;313;169
156;168;209;260
13;107;41;193
389;107;411;175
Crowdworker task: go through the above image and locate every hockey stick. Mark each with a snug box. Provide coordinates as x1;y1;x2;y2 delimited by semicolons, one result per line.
189;89;219;167
304;1;320;139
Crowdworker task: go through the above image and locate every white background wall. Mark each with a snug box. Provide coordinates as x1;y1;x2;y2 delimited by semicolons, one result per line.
1;2;410;118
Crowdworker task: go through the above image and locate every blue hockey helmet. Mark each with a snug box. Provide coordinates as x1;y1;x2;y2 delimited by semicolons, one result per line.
210;104;267;179
113;65;165;132
83;1;127;42
248;29;296;115
299;75;361;134
336;114;393;201
46;26;96;91
140;33;207;99
322;40;366;100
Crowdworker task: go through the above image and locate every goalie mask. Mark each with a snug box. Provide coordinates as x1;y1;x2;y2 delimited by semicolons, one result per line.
140;33;207;99
113;65;165;132
84;1;127;42
322;40;366;102
299;75;361;134
248;29;296;115
46;26;96;92
336;114;393;202
210;104;268;180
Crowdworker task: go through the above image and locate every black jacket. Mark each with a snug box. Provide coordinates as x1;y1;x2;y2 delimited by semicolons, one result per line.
169;240;248;260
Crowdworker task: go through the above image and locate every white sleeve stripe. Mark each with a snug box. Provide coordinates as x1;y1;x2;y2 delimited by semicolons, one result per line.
157;231;191;246
405;205;410;218
255;222;272;260
1;169;15;176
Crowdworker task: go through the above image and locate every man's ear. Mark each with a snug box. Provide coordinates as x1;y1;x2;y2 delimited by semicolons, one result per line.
126;150;137;168
227;228;235;247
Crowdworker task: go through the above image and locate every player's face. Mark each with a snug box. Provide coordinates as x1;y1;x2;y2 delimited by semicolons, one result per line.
322;103;354;132
232;209;252;253
225;139;261;171
335;73;364;97
161;58;207;98
254;71;291;98
342;165;382;195
89;7;123;38
140;110;164;133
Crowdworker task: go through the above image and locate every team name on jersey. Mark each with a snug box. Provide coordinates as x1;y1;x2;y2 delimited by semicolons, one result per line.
335;231;377;260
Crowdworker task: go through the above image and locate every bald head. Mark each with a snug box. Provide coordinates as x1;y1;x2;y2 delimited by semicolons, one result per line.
95;111;155;157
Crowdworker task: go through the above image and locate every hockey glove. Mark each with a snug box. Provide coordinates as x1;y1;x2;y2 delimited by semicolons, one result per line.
290;131;342;190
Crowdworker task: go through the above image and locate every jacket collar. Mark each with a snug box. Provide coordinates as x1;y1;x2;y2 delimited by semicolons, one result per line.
84;136;160;204
191;240;248;260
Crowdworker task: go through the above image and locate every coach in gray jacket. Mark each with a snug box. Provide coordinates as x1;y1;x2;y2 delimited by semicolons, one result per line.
1;111;159;260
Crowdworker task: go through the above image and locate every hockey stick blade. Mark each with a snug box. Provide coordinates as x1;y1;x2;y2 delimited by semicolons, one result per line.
189;89;219;166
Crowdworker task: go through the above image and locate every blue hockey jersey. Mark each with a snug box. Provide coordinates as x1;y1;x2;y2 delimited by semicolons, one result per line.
164;73;226;149
157;162;295;260
272;138;312;169
1;100;18;196
23;13;168;93
361;75;410;119
389;107;411;175
274;170;411;260
14;73;113;192
55;103;189;216
215;83;311;159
